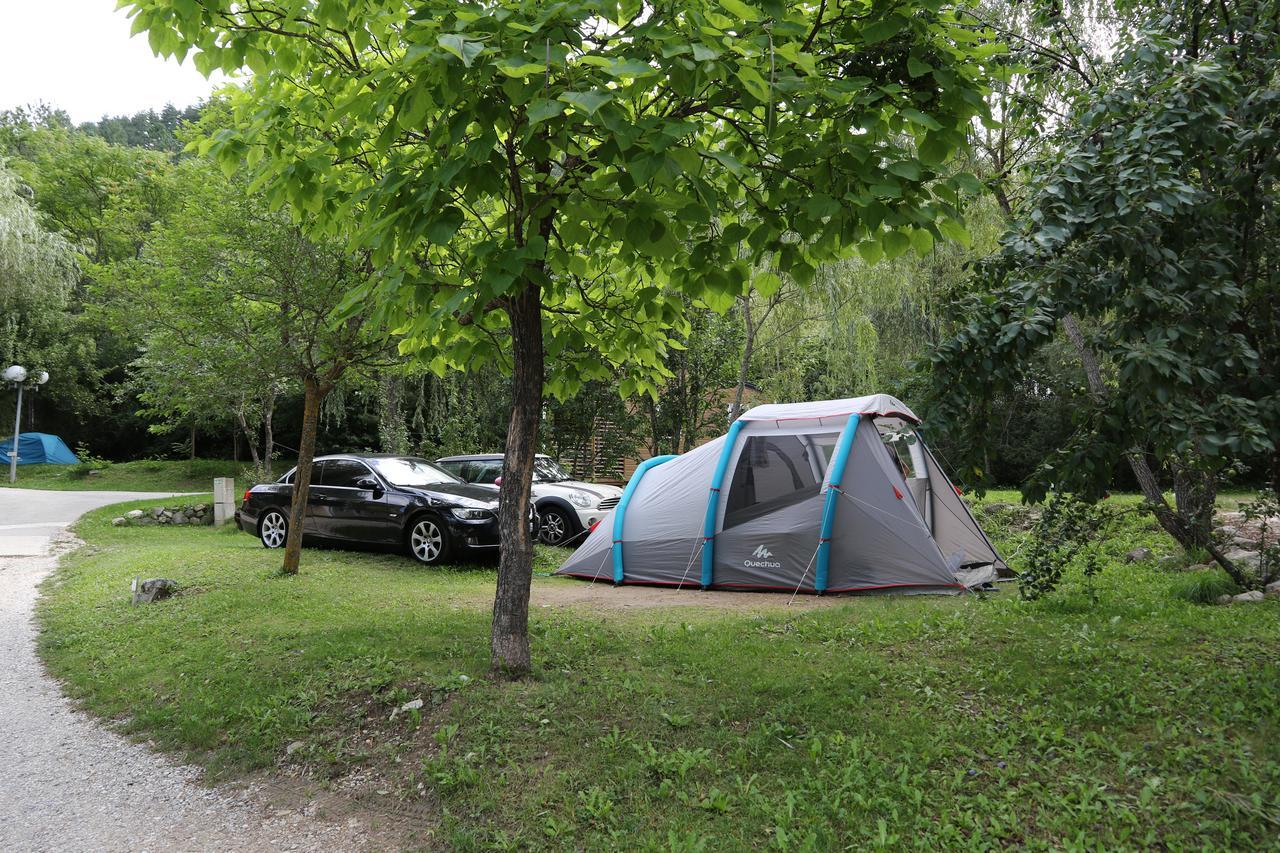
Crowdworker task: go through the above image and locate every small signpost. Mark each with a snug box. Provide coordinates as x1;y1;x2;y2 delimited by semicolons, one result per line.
213;477;235;527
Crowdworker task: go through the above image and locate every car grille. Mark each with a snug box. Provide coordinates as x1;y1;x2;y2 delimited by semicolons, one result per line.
598;497;619;511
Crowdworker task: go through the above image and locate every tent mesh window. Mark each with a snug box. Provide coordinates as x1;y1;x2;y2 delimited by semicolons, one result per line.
724;434;838;529
875;421;919;480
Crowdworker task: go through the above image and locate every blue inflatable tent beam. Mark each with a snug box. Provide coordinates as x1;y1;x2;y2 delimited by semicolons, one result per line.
612;454;678;583
700;418;747;589
814;415;862;592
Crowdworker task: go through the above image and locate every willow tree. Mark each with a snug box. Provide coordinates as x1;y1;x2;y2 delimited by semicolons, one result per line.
126;0;993;676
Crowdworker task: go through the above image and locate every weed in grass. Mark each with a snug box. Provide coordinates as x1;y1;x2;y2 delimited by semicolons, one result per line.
1170;569;1240;604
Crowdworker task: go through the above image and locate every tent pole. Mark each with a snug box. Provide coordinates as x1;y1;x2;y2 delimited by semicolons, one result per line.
815;415;862;592
612;454;677;584
701;418;747;589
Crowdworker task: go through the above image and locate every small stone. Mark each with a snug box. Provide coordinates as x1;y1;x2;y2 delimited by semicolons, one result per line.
194;503;207;512
172;514;188;525
126;509;145;519
1223;548;1261;571
286;740;306;756
1266;580;1280;595
1216;594;1232;605
1157;554;1182;570
137;517;156;526
390;698;424;719
1231;590;1264;604
152;507;164;518
131;578;177;604
111;517;127;527
1123;547;1153;564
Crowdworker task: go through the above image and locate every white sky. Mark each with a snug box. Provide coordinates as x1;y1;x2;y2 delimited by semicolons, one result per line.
0;0;227;124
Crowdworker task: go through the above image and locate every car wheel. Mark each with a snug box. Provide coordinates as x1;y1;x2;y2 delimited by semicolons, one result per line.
408;516;451;565
538;507;575;546
259;509;288;549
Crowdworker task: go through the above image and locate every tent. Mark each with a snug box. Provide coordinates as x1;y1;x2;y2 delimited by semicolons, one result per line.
556;395;1005;595
0;432;80;465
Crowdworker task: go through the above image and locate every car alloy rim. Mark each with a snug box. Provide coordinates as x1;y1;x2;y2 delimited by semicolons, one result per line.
412;520;442;562
261;512;286;548
541;512;566;543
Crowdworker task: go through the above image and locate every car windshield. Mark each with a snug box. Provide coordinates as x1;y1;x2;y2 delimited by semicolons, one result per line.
373;457;459;487
533;456;571;483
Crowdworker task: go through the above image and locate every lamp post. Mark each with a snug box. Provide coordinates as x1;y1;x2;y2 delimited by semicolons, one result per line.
5;365;49;483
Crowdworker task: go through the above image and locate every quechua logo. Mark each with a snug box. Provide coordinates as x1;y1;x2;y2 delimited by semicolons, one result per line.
745;544;781;569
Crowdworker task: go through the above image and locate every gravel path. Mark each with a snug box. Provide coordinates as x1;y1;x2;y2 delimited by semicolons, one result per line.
0;490;380;852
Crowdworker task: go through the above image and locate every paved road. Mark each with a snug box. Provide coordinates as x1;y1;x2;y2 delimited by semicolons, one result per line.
0;489;375;852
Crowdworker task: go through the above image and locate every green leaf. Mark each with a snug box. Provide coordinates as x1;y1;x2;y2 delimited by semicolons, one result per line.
438;34;485;68
857;240;884;264
496;59;545;77
754;270;782;298
735;66;771;102
426;206;464;243
887;161;922;181
907;55;933;78
902;109;943;131
882;229;911;259
719;0;763;22
937;218;971;247
862;16;906;45
559;90;613;115
526;98;567;126
908;228;934;255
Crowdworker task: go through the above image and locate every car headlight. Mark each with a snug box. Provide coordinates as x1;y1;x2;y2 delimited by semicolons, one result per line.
451;508;493;520
568;492;592;508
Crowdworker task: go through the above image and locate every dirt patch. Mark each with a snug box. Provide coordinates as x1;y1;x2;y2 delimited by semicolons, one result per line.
530;576;848;612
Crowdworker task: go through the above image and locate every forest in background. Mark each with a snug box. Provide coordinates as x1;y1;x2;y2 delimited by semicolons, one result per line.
0;100;1078;487
0;0;1275;503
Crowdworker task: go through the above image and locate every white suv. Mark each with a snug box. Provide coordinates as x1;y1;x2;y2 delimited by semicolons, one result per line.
436;453;623;546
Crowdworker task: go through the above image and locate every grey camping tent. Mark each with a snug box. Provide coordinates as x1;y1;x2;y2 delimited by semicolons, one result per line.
555;395;1006;594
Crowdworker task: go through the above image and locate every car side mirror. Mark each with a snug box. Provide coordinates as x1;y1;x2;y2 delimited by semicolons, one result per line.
356;476;381;492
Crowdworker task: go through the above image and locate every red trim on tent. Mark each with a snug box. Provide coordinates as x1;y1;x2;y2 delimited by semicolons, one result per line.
954;484;963;496
892;486;903;500
555;574;965;594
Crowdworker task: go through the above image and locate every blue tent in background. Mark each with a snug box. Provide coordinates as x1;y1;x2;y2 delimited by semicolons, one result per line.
0;432;80;465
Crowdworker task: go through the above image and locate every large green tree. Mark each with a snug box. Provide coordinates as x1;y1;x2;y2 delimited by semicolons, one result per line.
930;0;1280;586
126;0;993;675
102;157;386;573
0;159;78;378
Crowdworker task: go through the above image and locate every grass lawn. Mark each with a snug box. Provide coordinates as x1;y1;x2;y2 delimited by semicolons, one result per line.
4;458;252;491
37;493;1280;850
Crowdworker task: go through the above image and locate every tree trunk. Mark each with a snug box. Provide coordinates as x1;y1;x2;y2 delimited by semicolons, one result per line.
262;389;276;478
731;295;754;422
1062;314;1242;582
281;376;325;577
1172;458;1216;550
491;281;544;678
235;407;262;473
189;423;197;461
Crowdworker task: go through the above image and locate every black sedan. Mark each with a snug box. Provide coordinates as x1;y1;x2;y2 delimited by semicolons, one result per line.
236;454;519;565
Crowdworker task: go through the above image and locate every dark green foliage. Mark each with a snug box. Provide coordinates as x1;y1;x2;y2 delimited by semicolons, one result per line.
931;2;1280;500
1018;492;1117;599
